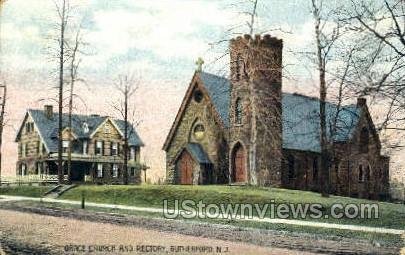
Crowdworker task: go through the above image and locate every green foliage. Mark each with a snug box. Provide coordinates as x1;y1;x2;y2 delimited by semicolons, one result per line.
0;185;53;197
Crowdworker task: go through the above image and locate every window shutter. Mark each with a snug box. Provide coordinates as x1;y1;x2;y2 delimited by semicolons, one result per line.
102;141;105;156
94;140;97;154
118;144;121;156
110;143;113;156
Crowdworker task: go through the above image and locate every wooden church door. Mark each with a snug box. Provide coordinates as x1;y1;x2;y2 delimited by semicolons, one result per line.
179;151;193;184
233;144;246;182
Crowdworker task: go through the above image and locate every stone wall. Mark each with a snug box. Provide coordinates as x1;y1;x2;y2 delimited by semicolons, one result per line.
332;106;390;199
281;103;390;200
229;34;283;186
165;78;228;184
281;149;320;191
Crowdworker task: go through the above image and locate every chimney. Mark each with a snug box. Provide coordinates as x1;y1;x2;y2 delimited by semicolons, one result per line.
44;105;53;119
357;97;367;107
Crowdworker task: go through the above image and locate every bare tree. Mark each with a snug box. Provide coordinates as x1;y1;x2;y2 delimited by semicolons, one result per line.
0;84;6;186
47;0;87;184
54;0;69;184
341;0;405;148
66;28;84;184
310;0;346;197
112;74;140;185
0;0;6;186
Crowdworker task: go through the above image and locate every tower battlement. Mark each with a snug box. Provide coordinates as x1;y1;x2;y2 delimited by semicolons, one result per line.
230;34;283;48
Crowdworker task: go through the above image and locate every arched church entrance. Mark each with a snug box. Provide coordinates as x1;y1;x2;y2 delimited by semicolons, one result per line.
178;150;194;184
232;143;246;183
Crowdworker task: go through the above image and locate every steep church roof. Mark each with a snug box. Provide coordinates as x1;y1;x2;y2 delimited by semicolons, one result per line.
199;72;231;127
16;109;144;153
184;71;362;153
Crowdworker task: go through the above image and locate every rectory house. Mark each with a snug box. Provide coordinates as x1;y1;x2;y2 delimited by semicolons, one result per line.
15;105;144;184
163;34;390;199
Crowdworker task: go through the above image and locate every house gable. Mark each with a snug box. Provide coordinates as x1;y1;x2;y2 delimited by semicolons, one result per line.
162;72;229;151
15;111;50;153
91;118;123;140
61;127;78;140
349;104;382;152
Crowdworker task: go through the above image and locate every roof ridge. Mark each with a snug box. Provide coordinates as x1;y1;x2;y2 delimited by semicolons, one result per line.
28;109;109;119
200;71;228;80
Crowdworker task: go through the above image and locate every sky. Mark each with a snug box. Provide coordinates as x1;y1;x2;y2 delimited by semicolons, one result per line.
0;0;403;185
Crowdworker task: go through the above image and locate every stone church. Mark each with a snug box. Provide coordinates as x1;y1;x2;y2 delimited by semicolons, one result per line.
163;34;390;199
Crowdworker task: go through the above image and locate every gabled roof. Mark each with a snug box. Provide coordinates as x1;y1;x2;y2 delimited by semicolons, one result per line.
16;110;144;153
186;143;211;164
162;71;230;151
198;72;231;127
164;71;363;154
282;93;361;153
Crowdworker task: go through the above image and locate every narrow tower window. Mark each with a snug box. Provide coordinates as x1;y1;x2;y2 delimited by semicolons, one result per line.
235;54;242;80
287;155;295;179
235;98;243;125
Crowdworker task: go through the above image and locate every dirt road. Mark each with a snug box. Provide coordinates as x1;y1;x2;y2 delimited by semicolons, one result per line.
0;209;316;255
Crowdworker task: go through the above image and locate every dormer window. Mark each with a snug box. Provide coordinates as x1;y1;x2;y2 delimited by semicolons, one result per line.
82;122;89;134
62;140;69;153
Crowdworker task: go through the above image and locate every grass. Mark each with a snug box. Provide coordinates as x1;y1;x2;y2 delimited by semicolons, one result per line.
0;185;53;197
59;184;405;229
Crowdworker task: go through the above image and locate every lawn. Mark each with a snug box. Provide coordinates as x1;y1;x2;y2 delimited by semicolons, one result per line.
59;184;405;229
0;185;54;197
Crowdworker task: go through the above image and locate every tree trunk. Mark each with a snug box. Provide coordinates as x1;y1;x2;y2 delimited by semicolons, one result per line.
0;85;6;186
57;0;66;185
313;0;330;197
67;89;73;184
123;85;129;185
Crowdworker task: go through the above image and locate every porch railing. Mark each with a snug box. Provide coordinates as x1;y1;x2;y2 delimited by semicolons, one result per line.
0;175;68;185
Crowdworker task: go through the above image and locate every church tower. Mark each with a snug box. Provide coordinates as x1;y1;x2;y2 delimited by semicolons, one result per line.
228;34;283;186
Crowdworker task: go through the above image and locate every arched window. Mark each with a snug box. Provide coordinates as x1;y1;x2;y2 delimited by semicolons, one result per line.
366;165;371;181
360;127;369;153
287;155;295;179
358;164;365;183
235;98;243;125
235;54;242;80
313;158;318;181
193;123;205;140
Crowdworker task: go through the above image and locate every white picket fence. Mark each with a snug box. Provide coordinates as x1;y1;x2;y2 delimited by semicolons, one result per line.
0;175;68;185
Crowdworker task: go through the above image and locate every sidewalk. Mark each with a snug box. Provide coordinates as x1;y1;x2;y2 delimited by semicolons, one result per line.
1;195;404;236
